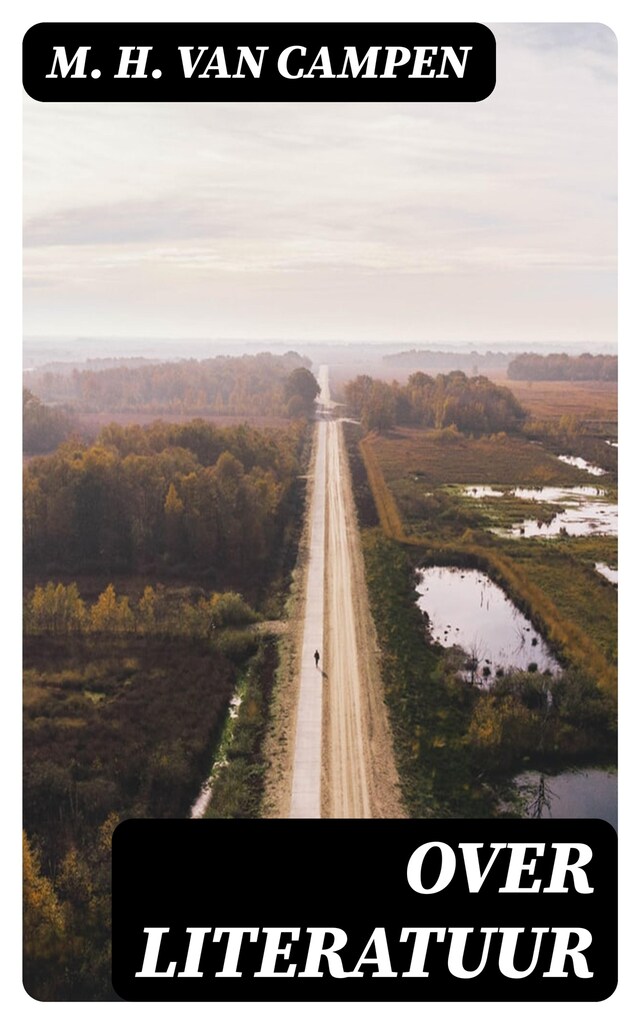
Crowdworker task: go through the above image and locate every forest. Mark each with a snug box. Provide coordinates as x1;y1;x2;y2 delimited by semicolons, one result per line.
24;419;306;588
507;352;617;381
23;386;312;997
25;350;314;416
343;370;526;434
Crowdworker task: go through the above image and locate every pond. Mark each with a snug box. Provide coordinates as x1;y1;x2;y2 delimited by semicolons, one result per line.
516;767;617;828
415;566;559;678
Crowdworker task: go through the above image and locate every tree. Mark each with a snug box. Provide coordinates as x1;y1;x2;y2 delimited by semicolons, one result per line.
138;585;156;632
90;584;134;632
27;582;85;633
164;482;185;562
284;367;320;416
23;832;67;999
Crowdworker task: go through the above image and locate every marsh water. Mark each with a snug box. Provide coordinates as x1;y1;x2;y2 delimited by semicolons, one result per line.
415;566;559;677
463;484;617;538
516;767;617;828
557;454;607;476
415;567;616;823
506;499;617;538
595;562;618;584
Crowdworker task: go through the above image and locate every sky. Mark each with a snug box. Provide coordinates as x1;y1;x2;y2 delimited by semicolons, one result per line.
23;23;617;346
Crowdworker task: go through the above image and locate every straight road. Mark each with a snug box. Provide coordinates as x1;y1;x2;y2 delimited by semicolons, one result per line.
289;365;377;818
324;416;371;817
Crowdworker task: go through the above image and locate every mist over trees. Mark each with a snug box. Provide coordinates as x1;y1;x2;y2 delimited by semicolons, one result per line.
383;349;513;373
344;371;526;435
25;351;313;415
507;353;617;381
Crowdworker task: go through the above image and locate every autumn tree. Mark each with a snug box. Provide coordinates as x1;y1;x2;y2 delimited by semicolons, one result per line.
23;419;305;585
137;585;156;631
344;371;525;437
164;482;185;563
23;832;67;1000
90;584;134;632
25;351;313;415
27;582;85;633
284;367;320;417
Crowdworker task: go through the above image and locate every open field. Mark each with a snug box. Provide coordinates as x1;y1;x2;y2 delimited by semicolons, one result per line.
24;635;236;849
372;427;596;488
486;371;618;423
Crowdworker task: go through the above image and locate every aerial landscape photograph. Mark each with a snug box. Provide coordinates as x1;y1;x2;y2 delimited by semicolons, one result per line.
22;22;617;1000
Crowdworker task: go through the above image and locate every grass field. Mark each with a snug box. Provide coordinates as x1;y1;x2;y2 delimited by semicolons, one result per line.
372;427;597;488
487;372;618;424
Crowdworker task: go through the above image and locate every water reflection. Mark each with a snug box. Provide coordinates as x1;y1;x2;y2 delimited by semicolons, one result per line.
416;567;558;677
517;768;617;828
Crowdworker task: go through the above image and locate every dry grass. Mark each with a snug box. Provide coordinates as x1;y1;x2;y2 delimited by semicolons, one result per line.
369;427;590;487
487;373;618;422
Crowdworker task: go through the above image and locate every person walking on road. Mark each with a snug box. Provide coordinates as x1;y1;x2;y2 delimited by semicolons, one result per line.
314;649;320;669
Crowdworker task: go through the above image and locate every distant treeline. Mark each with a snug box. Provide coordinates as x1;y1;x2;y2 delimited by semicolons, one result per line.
344;371;526;435
383;349;513;372
25;351;314;415
27;356;161;377
507;353;617;381
24;419;306;582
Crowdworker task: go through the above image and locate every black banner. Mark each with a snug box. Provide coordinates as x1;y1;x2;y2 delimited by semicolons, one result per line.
23;23;496;103
112;818;616;1001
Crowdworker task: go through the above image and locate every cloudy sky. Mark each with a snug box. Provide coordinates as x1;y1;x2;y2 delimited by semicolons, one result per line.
23;23;617;345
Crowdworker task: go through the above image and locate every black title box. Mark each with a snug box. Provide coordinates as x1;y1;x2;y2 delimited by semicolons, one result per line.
112;818;616;1001
23;23;496;102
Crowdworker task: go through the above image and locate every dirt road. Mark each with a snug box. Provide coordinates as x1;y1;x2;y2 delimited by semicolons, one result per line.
288;366;403;819
323;416;371;817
